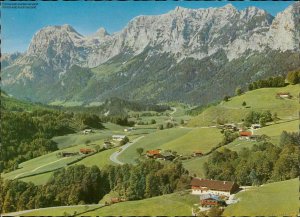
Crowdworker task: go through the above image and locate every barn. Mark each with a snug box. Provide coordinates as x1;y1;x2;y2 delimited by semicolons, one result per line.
191;178;240;197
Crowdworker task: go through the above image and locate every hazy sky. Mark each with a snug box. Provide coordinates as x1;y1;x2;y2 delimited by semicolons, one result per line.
2;1;294;53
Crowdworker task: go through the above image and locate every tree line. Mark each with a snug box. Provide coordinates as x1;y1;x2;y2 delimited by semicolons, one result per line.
203;131;299;186
247;76;286;91
0;160;190;214
286;69;300;85
243;110;273;127
247;69;300;91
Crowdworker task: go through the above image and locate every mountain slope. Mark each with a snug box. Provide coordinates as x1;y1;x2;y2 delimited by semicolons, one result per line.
187;84;300;126
2;3;300;104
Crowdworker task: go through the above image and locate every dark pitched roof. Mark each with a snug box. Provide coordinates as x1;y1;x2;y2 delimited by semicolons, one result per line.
191;178;238;192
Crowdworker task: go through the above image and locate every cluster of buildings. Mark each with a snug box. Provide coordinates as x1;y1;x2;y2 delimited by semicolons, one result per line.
191;177;240;208
146;149;175;161
103;135;129;149
220;122;262;141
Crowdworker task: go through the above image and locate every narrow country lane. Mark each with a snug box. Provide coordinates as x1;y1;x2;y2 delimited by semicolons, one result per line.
109;136;145;165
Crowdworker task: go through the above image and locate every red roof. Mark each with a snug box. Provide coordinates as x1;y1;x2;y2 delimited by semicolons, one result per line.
239;131;252;137
191;178;238;192
146;150;161;155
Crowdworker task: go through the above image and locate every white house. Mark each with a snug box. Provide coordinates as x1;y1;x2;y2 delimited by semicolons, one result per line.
190;178;240;197
276;92;291;99
103;141;113;149
83;129;93;134
124;127;135;132
112;135;126;141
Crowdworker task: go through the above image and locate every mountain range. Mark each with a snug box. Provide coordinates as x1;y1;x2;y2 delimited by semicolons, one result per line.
2;3;300;105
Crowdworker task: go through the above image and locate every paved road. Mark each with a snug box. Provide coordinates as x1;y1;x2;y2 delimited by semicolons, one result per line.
109;136;145;165
1;204;103;217
170;107;177;115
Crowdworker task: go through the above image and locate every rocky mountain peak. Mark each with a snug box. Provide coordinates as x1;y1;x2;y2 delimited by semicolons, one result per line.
267;2;300;51
2;3;300;105
96;27;109;36
220;3;236;11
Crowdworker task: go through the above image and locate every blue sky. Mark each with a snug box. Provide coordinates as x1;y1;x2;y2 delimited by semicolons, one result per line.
2;1;294;53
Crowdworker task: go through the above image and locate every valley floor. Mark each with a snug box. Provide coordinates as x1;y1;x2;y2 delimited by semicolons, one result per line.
1;85;299;216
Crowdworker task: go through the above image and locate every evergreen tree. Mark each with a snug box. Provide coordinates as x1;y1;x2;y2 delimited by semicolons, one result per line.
235;87;243;96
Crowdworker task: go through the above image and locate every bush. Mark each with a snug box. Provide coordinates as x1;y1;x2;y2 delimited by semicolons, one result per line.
223;96;230;102
158;124;164;130
286;70;300;84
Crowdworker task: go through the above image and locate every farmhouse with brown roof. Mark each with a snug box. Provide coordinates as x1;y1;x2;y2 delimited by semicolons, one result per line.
239;131;252;140
193;151;203;157
146;149;162;158
276;92;291;99
191;178;239;197
80;148;94;154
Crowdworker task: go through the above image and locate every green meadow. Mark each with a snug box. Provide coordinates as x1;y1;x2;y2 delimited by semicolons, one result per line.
188;85;299;127
160;127;223;155
118;128;191;164
224;178;299;216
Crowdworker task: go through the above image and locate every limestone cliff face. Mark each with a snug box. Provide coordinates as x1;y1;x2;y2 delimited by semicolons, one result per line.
16;3;300;71
2;3;300;104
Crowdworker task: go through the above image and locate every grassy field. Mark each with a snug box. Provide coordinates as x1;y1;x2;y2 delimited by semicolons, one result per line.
160;127;223;155
183;155;209;177
224;178;299;216
118;126;223;164
2;122;163;184
129;105;191;129
224;139;257;152
86;192;198;216
23;205;101;216
255;119;299;144
23;192;198;216
118;128;191;164
18;147;118;185
53;123;125;149
2;144;84;180
74;147;117;168
188;85;299;127
19;172;53;185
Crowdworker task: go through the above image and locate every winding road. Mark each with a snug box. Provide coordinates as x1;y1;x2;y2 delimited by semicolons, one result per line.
109;136;145;165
